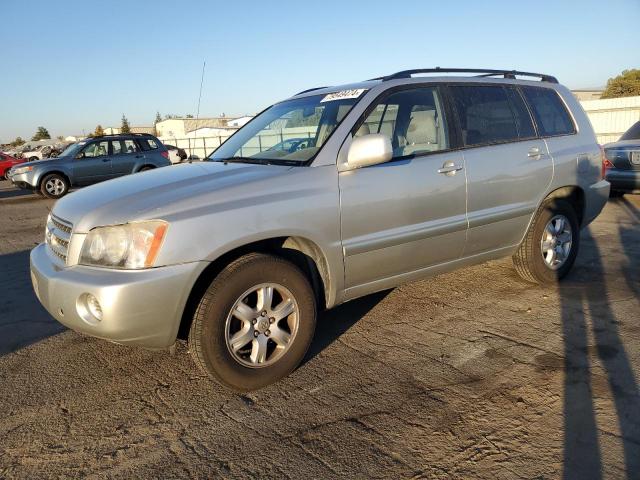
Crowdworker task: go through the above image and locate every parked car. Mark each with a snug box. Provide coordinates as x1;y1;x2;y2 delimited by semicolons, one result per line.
0;152;27;179
603;120;640;196
30;68;609;391
9;133;170;198
21;144;55;161
165;144;187;163
267;137;315;153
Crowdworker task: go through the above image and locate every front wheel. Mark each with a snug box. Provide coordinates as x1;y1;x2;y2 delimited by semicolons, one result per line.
40;173;69;199
513;199;580;284
188;253;317;391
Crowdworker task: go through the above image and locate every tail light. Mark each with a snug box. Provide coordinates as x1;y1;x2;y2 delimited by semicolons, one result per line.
601;146;614;179
161;151;169;160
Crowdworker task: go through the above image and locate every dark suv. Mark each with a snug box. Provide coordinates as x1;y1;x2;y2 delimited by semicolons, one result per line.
8;133;171;198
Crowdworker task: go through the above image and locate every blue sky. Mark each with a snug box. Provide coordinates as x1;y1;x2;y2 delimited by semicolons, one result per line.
1;0;638;142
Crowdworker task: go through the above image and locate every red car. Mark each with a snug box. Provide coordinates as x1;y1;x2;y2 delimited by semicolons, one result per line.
0;152;27;180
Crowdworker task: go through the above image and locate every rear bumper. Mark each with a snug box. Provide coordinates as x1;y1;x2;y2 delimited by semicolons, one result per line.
30;243;207;348
606;169;640;192
582;180;610;227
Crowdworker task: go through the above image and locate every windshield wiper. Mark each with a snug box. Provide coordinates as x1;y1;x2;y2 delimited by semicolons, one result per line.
218;156;269;165
216;156;303;167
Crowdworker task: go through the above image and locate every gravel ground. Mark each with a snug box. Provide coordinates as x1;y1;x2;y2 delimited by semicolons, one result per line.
0;183;639;479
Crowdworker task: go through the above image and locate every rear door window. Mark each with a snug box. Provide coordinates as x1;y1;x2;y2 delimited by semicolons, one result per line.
450;85;530;146
521;87;576;137
123;140;139;153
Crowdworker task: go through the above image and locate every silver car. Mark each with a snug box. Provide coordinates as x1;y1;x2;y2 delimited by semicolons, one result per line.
30;68;610;391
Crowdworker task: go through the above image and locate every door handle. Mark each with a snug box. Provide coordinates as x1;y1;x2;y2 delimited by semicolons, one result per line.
528;147;543;159
437;161;463;176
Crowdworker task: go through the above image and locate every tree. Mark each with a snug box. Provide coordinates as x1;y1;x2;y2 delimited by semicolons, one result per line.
94;125;105;136
601;69;640;99
10;137;25;147
185;114;194;118
120;115;131;134
31;126;51;141
154;112;162;124
56;135;64;142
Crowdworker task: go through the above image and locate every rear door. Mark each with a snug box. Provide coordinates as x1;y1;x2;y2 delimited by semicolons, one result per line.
72;140;112;185
110;139;143;176
449;84;552;256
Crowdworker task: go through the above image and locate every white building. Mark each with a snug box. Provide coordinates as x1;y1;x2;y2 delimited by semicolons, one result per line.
580;95;640;144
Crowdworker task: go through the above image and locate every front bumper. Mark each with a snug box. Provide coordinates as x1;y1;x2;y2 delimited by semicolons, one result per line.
606;169;640;192
10;171;37;189
30;243;207;348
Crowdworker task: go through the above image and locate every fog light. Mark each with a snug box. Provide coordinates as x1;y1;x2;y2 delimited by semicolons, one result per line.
86;294;103;321
77;293;103;324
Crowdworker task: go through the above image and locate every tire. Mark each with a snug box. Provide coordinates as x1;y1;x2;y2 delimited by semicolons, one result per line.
513;199;579;284
188;253;317;391
40;173;69;199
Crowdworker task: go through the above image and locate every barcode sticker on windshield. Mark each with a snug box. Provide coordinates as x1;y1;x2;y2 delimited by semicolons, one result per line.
320;89;367;102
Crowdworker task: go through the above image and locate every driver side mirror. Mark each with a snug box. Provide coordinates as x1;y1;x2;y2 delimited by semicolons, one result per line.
346;133;393;169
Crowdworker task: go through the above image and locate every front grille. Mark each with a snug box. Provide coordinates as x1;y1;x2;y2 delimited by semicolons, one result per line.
46;214;73;263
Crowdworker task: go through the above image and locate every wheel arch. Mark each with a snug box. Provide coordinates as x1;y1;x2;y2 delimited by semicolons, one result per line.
177;235;331;340
543;185;585;226
37;170;72;189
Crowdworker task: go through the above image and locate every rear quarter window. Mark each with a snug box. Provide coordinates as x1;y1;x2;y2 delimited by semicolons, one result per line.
139;138;159;150
521;87;576;137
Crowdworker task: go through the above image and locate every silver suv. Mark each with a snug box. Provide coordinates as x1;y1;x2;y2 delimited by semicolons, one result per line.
30;68;610;391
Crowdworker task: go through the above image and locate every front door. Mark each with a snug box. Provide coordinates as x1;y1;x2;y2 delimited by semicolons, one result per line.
339;86;468;297
72;140;112;185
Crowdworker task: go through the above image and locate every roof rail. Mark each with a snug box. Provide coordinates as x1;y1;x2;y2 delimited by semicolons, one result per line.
92;132;155;138
294;86;329;96
370;68;558;83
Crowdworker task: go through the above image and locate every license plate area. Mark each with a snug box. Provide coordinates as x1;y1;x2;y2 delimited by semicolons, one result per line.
631;151;640;166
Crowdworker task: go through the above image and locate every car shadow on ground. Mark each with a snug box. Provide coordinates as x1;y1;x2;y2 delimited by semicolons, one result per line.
560;199;640;479
303;290;391;365
0;249;65;356
0;184;36;200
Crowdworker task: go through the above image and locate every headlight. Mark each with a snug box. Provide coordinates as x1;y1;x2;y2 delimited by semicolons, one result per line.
12;165;33;175
79;221;168;269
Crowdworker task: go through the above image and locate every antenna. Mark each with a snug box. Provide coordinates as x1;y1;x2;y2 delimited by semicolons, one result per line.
194;60;206;138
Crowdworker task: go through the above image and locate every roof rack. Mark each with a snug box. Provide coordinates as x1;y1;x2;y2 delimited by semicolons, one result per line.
370;68;558;83
91;132;155;138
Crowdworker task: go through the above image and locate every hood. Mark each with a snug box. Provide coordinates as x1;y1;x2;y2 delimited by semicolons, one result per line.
52;161;295;233
21;156;67;167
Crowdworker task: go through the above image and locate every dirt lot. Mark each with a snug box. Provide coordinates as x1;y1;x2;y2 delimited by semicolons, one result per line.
0;182;639;479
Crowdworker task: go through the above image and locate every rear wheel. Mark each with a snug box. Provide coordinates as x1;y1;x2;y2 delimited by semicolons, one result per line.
40;173;69;199
513;199;579;284
139;166;154;172
188;253;317;391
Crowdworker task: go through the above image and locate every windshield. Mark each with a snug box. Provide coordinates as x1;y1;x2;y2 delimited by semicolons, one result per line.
59;142;86;157
620;121;640;141
208;91;365;165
